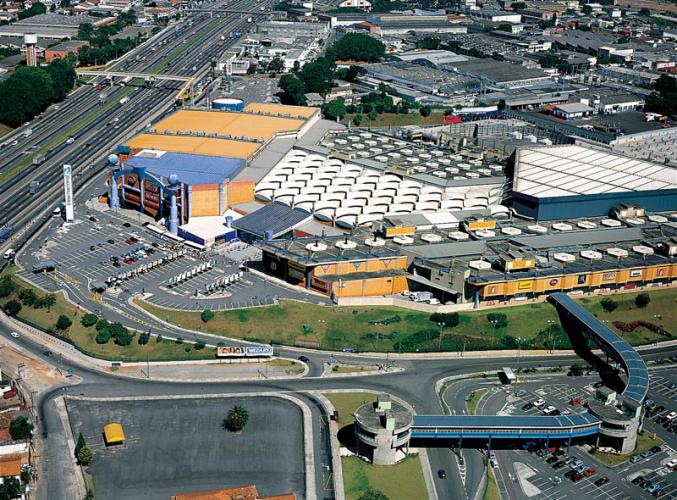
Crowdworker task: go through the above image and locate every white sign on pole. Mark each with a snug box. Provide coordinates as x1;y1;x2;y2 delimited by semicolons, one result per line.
226;61;233;76
63;164;74;222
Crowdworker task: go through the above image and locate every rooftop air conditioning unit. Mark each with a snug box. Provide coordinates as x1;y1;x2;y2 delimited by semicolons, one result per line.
475;229;496;238
501;227;522;236
449;231;469;241
528;224;548;234
552;223;573;231
468;260;491;270
606;247;628;258
365;237;386;247
393;235;414;245
580;250;603;260
577;221;597;229
420;233;443;243
632;245;654;255
335;239;357;250
306;242;327;252
601;218;622;227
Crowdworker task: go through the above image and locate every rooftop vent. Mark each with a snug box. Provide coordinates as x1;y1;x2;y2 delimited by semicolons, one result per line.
553;252;576;263
420;233;443;243
501;227;522;236
306;242;327;252
577;221;597;230
468;260;491;270
606;247;628;258
475;229;496;238
365;237;386;247
527;224;548;234
648;214;668;223
601;218;622;228
632;245;654;255
449;231;469;241
552;223;573;231
335;238;357;250
580;250;603;260
393;235;414;245
625;218;645;225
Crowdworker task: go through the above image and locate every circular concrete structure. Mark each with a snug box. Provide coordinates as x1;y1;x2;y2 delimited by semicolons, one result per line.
354;394;413;465
212;97;245;111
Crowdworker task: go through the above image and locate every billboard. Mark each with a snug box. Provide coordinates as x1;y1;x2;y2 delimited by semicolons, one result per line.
63;164;74;222
217;346;274;357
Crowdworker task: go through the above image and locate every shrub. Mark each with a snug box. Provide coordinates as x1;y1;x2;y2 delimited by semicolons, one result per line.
430;312;459;328
635;293;650;308
0;276;15;298
175;337;184;344
95;319;110;331
224;404;249;432
77;445;93;466
4;300;21;316
600;298;618;313
81;313;98;328
114;328;133;346
156;334;163;343
487;312;508;329
56;315;72;330
201;309;214;323
194;341;206;350
138;332;150;345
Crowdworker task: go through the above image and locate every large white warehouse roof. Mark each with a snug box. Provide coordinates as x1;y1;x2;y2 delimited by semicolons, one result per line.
513;145;677;199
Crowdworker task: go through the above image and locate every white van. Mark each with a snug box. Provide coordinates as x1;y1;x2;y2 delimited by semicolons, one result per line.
3;249;15;260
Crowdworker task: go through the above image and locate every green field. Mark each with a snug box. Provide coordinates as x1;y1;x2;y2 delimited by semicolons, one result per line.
342;455;428;500
323;392;375;426
2;268;215;362
136;287;676;352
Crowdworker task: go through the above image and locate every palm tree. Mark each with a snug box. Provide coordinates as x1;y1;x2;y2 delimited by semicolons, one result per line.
224;404;249;432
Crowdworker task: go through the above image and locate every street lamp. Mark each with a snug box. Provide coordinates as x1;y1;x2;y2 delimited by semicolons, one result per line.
516;337;523;375
546;319;555;354
437;322;444;351
490;319;498;345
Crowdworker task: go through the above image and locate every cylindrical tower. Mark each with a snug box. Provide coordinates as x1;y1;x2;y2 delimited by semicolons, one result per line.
166;174;181;234
107;154;121;209
24;33;38;67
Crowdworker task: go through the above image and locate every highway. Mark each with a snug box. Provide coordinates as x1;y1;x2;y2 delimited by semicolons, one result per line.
0;0;269;243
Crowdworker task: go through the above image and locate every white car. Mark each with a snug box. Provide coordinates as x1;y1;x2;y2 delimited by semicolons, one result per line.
542;406;557;415
667;411;677;421
534;398;546;407
9;332;19;338
667;458;677;468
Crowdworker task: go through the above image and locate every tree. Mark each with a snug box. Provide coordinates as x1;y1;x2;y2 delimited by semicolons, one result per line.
81;313;98;327
9;416;33;440
77;22;95;41
194;341;206;350
352;113;362;126
645;75;677;117
225;404;249;432
77;445;93;466
278;74;306;106
138;331;150;345
329;33;385;62
0;66;56;127
56;315;72;330
416;37;441;50
95;329;111;344
419;105;431;117
4;300;21;317
267;57;284;74
46;58;76;101
345;64;366;82
511;1;526;9
50;3;56;12
75;432;86;456
358;489;389;500
298;57;335;94
0;477;21;499
497;99;506;111
635;293;650;309
43;293;57;311
201;309;215;323
110;323;133;346
0;277;15;298
498;23;513;32
18;288;37;307
322;99;347;121
600;298;618;313
487;313;508;329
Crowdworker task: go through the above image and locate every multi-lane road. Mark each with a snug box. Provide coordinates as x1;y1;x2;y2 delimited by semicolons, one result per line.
0;0;268;243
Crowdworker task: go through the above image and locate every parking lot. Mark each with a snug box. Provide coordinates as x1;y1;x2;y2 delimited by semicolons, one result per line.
21;202;309;311
67;396;306;500
453;371;677;499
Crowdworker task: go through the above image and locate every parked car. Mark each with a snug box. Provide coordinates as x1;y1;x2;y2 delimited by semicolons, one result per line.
437;469;446;479
630;455;642;463
666;458;677;468
298;356;309;363
534;399;546;407
650;446;662;454
3;389;17;399
583;467;596;477
641;450;654;459
632;475;646;486
546;456;559;464
516;390;527;397
595;476;609;486
553;461;566;469
9;332;19;338
666;411;677;420
522;402;534;410
570;397;581;406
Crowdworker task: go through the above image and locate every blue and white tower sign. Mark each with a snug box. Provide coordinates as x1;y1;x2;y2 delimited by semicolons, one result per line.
63;164;74;222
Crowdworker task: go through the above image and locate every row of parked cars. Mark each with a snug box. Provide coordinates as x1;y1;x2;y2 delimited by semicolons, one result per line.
630;445;665;464
632;473;665;497
521;398;563;416
525;443;609;486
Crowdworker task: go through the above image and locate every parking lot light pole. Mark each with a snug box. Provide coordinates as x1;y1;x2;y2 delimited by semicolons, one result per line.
547;320;555;354
490;319;498;345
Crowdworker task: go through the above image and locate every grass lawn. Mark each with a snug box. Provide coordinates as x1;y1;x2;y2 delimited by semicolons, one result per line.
136;287;676;352
342;455;428;500
483;465;500;500
466;388;489;415
342;111;445;128
2;268;216;362
591;432;664;467
0;123;11;139
323;392;376;426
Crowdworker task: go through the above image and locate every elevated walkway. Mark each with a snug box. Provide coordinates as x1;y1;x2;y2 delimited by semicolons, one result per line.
410;292;648;444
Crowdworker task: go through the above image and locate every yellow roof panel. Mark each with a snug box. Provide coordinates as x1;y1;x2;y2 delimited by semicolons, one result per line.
244;102;319;119
152;110;305;142
103;423;125;444
127;134;259;158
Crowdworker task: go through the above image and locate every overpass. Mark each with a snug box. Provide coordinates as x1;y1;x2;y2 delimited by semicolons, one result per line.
75;70;193;82
401;292;648;450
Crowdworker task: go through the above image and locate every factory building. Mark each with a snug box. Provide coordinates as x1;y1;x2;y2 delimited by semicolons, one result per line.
509;145;677;220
